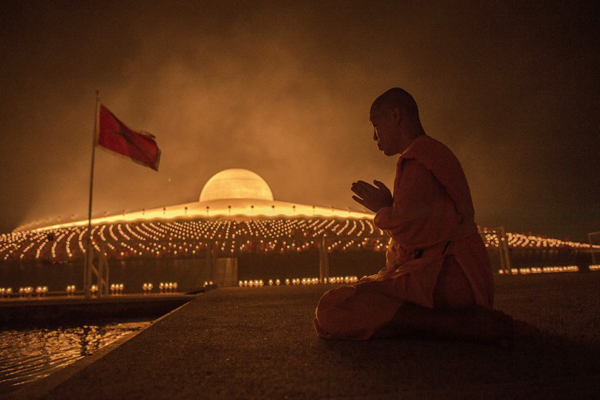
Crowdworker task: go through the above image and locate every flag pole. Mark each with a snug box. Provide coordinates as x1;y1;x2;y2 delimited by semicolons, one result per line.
84;90;100;299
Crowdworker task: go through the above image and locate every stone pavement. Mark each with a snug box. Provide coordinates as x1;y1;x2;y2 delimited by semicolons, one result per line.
14;273;600;399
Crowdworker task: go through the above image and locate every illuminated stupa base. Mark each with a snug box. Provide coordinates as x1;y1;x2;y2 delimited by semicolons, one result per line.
22;168;372;233
26;199;371;233
7;168;597;264
3;170;598;296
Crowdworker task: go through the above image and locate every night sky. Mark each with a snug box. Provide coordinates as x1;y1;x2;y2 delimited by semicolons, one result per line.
1;0;598;241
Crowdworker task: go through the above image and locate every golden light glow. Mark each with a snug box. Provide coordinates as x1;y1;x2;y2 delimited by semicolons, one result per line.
14;169;372;233
498;265;581;275
2;170;597;268
20;198;373;233
1;218;597;264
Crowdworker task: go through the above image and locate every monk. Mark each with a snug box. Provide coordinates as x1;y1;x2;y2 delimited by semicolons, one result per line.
314;88;537;346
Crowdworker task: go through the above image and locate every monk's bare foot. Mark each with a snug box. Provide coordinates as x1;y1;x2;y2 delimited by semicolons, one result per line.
456;308;514;348
377;304;538;347
513;319;541;338
476;311;540;348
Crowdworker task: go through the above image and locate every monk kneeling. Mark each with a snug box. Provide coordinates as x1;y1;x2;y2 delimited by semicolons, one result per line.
314;88;537;346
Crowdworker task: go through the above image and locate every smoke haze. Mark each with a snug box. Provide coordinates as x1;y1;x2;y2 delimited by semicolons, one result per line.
1;0;598;241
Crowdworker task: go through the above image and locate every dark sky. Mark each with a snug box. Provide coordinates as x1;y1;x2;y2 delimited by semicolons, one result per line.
1;0;599;241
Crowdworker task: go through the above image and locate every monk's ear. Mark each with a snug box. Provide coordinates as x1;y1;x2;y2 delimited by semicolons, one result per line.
390;107;402;124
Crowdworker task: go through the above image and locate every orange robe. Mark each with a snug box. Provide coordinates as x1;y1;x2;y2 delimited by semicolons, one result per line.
314;135;494;340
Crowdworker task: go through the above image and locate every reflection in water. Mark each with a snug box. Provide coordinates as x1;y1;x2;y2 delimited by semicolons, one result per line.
0;321;150;395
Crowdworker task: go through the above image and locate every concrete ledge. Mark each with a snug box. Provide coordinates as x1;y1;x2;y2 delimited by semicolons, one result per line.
0;295;196;327
21;273;600;399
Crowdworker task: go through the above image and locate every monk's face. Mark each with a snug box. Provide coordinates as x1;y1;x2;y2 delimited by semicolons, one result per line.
369;106;403;156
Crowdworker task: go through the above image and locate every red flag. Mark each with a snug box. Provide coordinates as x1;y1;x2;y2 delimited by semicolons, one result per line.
97;104;161;171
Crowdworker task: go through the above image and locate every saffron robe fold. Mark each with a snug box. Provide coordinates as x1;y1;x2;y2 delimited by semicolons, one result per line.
314;135;494;340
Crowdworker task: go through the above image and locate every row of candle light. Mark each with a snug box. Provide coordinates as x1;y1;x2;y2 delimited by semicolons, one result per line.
18;287;35;296
238;276;360;287
0;286;51;297
2;278;354;296
480;228;595;250
35;286;49;296
5;217;597;262
499;265;580;275
110;283;125;295
0;282;183;298
142;282;181;293
142;282;154;293
2;265;596;299
159;282;178;293
0;218;388;261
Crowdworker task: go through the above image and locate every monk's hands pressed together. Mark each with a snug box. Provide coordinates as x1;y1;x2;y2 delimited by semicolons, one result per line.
351;180;393;213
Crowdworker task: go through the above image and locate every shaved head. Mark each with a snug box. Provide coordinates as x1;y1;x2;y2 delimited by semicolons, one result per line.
371;87;420;119
369;87;425;156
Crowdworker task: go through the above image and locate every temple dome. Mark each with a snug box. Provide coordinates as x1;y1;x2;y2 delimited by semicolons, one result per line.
199;169;274;202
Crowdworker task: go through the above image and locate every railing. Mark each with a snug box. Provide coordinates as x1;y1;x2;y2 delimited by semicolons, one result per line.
588;231;600;265
84;241;109;299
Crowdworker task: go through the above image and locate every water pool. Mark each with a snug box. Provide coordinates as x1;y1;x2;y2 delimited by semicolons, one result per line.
0;321;150;395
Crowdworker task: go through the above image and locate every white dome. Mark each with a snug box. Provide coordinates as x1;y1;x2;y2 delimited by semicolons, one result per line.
200;169;274;202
